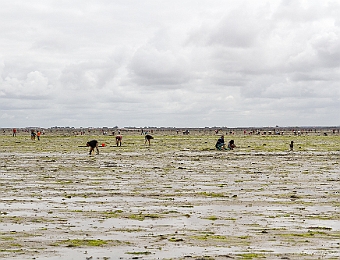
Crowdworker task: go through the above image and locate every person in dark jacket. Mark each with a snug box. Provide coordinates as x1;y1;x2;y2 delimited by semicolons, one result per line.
144;134;154;146
215;135;226;150
86;140;99;155
289;141;294;151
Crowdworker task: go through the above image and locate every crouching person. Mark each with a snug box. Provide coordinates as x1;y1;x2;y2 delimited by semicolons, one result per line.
228;139;236;150
215;135;226;150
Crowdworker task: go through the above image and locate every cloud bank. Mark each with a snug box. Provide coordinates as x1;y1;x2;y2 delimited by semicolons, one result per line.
1;0;339;127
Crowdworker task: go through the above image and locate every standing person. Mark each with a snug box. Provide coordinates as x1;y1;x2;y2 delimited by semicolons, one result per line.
37;131;41;141
215;135;226;150
289;141;294;151
30;130;36;140
144;134;154;146
12;128;17;137
115;135;122;146
228;140;236;150
86;140;99;155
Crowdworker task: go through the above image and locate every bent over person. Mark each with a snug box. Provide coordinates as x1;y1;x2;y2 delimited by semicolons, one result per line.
144;134;154;146
86;140;99;155
116;135;122;146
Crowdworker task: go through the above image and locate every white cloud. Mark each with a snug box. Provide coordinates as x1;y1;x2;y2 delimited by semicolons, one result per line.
0;70;53;99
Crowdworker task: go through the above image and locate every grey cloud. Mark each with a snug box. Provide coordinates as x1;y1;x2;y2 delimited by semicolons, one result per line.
311;32;340;68
187;3;271;49
59;56;123;90
206;11;263;48
129;45;191;87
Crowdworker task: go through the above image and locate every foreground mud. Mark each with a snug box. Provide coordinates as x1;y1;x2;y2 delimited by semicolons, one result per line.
0;133;339;259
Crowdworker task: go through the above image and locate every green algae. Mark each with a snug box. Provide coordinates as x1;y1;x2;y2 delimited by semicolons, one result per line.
125;251;152;255
54;239;124;247
237;253;266;259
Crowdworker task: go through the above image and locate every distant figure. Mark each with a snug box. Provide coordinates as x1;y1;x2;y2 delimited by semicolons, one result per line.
12;128;17;137
183;130;190;135
215;135;226;150
289;141;294;151
228;140;236;150
86;140;99;155
145;134;154;146
37;131;41;141
115;135;122;146
30;130;36;140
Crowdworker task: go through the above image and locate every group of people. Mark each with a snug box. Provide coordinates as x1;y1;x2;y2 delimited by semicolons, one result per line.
19;129;295;155
215;135;236;150
12;128;42;140
87;134;238;155
30;130;42;140
87;135;296;155
10;128;297;155
86;134;155;155
215;135;295;151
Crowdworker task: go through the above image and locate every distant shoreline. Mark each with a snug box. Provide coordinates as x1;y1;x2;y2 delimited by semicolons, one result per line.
1;126;339;131
2;126;339;136
0;125;340;130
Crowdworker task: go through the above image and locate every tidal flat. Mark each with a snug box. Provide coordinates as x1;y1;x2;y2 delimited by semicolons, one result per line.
0;131;339;260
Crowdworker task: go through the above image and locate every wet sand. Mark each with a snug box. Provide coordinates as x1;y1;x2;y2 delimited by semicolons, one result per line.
0;132;339;259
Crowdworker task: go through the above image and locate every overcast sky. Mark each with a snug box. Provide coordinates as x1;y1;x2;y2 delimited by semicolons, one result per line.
1;0;339;128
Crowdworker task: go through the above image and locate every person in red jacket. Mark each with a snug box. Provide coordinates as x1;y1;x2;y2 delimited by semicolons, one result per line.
37;131;41;141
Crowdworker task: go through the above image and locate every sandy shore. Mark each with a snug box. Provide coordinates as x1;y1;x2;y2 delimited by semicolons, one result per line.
0;133;339;259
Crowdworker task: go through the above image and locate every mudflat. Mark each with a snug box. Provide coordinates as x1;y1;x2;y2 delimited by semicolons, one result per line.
0;132;339;260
